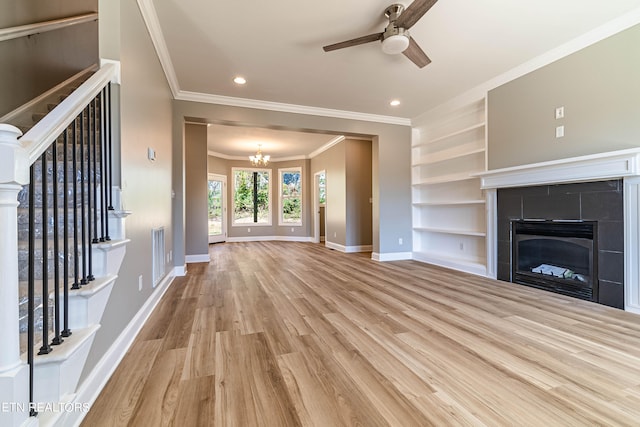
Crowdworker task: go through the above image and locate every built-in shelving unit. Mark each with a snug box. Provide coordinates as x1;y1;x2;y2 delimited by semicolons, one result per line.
412;97;488;276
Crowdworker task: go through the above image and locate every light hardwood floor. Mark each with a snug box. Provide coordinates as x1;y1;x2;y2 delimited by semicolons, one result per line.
83;241;640;426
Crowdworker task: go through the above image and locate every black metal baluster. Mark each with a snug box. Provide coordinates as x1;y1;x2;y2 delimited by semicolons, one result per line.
51;141;62;346
100;89;109;241
92;95;99;244
62;127;72;336
27;165;37;417
86;101;95;282
107;83;114;212
39;152;52;355
71;116;80;291
80;108;88;285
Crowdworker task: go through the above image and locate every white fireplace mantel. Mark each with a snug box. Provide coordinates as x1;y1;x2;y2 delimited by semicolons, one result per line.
475;148;640;189
475;148;640;315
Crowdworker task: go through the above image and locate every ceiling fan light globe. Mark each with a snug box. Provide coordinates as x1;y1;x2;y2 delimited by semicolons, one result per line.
381;34;409;55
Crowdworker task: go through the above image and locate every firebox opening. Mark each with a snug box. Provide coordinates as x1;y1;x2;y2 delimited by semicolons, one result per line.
512;220;597;302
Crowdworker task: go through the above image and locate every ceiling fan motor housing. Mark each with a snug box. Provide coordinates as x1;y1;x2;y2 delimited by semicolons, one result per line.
382;4;409;54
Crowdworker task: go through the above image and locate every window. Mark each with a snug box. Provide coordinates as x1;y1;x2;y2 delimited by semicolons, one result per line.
318;172;326;205
279;167;302;225
232;168;271;225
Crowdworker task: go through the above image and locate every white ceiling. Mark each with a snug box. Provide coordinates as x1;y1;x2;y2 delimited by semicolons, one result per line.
148;0;640;157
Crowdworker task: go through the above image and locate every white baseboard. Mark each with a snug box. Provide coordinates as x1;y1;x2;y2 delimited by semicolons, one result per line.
185;254;210;263
226;236;314;243
174;264;187;277
68;269;176;427
371;251;413;261
325;241;373;253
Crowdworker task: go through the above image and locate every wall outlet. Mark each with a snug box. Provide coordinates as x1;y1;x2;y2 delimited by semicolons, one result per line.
248;227;251;233
138;275;143;291
555;125;565;138
555;106;565;119
291;227;294;232
398;238;403;245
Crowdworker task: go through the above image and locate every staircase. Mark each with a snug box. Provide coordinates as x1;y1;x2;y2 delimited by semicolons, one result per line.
0;63;126;427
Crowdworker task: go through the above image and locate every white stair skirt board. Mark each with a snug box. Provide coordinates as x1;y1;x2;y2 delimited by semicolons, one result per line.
185;254;211;263
372;251;413;262
325;241;373;253
92;239;130;277
63;275;118;330
0;363;30;427
30;324;100;405
68;269;176;427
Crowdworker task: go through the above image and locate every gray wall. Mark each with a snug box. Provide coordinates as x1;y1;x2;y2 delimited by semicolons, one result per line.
311;142;347;246
488;23;640;169
207;155;227;175
0;0;99;116
185;123;209;256
345;139;373;247
172;100;413;264
82;0;173;380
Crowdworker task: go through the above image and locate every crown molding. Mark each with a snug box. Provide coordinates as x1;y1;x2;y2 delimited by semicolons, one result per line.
309;135;345;158
176;90;412;126
136;0;411;126
136;0;180;98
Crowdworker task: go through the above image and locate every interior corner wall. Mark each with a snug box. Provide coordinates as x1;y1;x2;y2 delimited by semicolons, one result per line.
185;124;209;256
345;138;372;247
488;23;640;170
81;0;174;381
311;141;347;247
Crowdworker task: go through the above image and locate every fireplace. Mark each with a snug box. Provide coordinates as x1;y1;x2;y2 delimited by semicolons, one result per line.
512;220;597;302
496;179;624;309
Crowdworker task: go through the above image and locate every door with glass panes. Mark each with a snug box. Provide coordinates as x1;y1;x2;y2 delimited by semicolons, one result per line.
208;174;227;243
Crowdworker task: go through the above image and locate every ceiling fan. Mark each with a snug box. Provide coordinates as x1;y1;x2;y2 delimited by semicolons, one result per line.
322;0;438;68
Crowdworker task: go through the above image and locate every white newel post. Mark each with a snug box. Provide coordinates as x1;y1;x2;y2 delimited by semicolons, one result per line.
0;124;30;426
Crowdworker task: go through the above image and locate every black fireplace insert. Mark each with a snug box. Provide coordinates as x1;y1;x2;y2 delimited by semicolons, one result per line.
511;220;598;302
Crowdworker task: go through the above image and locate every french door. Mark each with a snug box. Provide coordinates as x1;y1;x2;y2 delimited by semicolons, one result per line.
208;174;227;243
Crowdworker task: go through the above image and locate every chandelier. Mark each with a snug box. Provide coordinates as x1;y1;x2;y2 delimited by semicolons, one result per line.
249;144;270;166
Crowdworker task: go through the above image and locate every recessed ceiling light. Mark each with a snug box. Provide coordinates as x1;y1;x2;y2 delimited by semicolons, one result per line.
390;99;401;106
233;76;247;85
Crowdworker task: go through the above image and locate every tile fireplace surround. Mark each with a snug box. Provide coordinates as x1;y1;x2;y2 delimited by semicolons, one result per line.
476;148;640;314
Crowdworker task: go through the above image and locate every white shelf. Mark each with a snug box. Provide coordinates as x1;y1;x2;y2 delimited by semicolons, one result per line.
412;251;487;277
412;147;485;167
412;122;485;148
413;172;480;186
413;227;486;237
413;199;485;206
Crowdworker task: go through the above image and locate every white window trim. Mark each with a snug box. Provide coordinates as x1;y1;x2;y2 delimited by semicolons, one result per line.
231;167;272;227
279;167;303;226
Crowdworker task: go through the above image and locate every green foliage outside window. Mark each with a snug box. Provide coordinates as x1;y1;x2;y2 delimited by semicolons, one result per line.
281;169;302;224
233;169;270;224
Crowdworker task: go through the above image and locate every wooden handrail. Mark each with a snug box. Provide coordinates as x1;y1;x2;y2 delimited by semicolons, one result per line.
0;13;98;43
19;63;118;165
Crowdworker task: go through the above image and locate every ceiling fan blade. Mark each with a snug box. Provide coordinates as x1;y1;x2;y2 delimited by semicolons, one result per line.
395;0;438;29
403;37;431;68
323;33;383;52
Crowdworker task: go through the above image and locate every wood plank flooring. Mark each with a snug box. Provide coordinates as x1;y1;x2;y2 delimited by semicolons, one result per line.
82;241;640;426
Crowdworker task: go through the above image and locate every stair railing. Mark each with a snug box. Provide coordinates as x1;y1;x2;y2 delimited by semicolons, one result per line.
0;62;118;424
